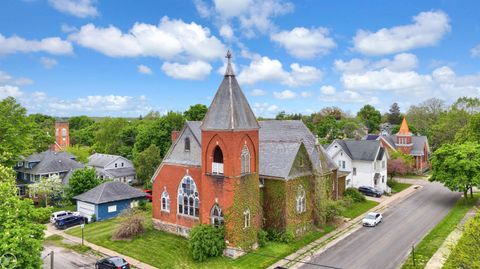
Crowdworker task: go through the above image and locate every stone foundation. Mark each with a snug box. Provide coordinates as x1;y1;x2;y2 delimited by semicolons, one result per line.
152;218;191;237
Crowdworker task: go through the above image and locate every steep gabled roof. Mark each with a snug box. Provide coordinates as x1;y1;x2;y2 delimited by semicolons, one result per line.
16;150;83;174
201;52;259;131
88;153;121;168
397;117;411;135
333;140;382;161
73;181;146;204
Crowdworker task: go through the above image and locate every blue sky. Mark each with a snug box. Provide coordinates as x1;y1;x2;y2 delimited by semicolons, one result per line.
0;0;479;117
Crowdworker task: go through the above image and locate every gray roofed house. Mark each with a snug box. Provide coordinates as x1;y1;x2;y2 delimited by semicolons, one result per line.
74;181;146;221
88;153;137;184
333;140;384;161
14;150;84;196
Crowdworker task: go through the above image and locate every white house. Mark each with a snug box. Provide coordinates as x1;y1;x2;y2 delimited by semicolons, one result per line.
88;153;137;184
326;140;389;193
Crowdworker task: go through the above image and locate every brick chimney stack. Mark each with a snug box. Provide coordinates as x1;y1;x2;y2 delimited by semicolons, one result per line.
54;121;70;151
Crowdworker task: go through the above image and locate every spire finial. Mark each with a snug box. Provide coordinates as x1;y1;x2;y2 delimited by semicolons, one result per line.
225;50;234;76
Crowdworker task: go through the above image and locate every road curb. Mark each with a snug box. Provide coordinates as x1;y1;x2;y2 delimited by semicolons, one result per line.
268;184;422;269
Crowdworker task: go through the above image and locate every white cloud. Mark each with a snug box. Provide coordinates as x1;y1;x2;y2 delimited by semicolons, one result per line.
320;85;336;95
334;58;369;74
40;57;58;69
0;85;23;99
69;17;226;61
250;89;266;96
237;56;322;87
253;102;280;117
206;0;293;37
0;34;73;55
161;61;212;80
286;63;323;87
137;64;152;74
342;68;433;92
431;66;480;99
471;44;480;58
48;0;98;18
319;89;379;105
0;71;33;86
371;53;418;72
61;23;78;33
273;89;296;99
271;27;336;58
219;24;234;40
353;11;450;55
300;91;311;98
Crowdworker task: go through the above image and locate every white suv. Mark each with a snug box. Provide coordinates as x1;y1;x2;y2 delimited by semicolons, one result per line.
50;211;79;223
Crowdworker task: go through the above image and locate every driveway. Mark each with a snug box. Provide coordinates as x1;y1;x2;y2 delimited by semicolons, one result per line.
299;182;460;269
42;243;98;269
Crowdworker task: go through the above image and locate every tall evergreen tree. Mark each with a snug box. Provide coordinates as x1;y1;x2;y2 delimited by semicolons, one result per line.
387;103;402;125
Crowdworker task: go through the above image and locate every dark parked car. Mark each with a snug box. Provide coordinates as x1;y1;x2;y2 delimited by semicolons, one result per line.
96;256;130;269
54;215;86;230
358;186;382;197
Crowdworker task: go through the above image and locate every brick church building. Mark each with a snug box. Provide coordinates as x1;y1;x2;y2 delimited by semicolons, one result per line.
365;117;430;172
151;52;345;257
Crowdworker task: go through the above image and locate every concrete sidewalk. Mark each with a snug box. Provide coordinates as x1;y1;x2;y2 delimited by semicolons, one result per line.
45;225;159;269
268;183;423;269
424;201;479;269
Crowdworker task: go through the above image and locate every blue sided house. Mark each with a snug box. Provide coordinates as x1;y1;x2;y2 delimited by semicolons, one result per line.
73;181;146;222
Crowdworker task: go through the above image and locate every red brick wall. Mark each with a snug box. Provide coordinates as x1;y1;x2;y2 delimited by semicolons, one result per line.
152;164;202;229
54;122;70;151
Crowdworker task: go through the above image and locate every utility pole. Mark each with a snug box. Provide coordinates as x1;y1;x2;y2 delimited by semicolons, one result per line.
50;250;54;269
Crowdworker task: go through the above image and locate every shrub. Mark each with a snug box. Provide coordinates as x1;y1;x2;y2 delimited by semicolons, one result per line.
90;214;96;222
138;199;147;211
344;187;366;203
31;206;53;224
189;225;226;262
258;230;268;247
112;213;145;241
387;179;398;189
280;231;294;243
325;200;346;223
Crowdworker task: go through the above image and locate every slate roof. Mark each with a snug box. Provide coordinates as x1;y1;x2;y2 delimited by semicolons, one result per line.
161;120;337;180
104;167;136;178
88;153;120;168
368;134;429;156
201;54;259;131
73;181;146;204
16;150;83;175
332;140;382;161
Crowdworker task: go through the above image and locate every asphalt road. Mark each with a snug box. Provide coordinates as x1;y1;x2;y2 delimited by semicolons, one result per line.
300;182;461;269
42;244;97;269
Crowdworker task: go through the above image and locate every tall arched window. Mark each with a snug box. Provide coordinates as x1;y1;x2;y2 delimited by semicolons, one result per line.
241;145;250;174
185;137;191;151
243;208;251;228
296;185;306;213
161;190;170;212
212;146;224;175
177;175;199;217
210;204;224;227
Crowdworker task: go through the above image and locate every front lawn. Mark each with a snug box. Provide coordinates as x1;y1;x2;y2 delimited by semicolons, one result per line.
66;212;335;269
342;200;379;219
391;182;411;194
401;193;479;269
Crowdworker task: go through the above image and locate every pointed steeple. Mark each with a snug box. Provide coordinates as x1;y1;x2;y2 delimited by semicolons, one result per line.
397;117;410;135
201;51;259;131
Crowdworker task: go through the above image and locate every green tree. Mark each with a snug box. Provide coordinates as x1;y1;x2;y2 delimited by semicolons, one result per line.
133;112;185;157
406;98;445;137
430;142;480;199
357;105;381;133
184;104;208;121
66;145;93;163
133;144;161;186
430;108;470;150
28;113;56;152
455;113;480;143
0;155;46;268
444;213;480;269
387;102;402;125
69;115;95;130
28;174;64;207
67;167;101;199
93;118;130;155
0;97;35;166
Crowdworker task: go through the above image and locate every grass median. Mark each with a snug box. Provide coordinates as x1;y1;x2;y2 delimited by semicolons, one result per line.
401;193;479;269
342;200;379;219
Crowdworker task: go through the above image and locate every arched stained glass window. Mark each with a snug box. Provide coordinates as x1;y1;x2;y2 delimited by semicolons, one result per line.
177;175;199;217
161;190;170;212
241;145;250;174
296;185;306;213
210;204;224;227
